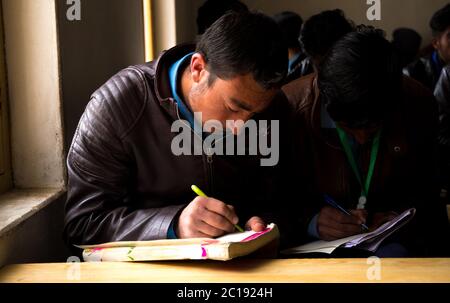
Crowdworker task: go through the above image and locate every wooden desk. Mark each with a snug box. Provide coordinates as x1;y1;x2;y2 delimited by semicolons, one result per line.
0;258;449;283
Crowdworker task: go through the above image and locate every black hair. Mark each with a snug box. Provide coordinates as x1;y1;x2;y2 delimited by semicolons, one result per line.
318;26;402;128
299;9;354;60
392;28;422;68
430;4;450;37
196;0;248;35
196;11;288;89
273;11;303;49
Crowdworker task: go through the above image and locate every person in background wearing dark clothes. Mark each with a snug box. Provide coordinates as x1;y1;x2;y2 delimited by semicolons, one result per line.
405;4;450;90
64;12;295;247
392;28;422;68
196;0;248;35
434;66;450;206
273;11;306;84
283;26;449;257
297;9;354;75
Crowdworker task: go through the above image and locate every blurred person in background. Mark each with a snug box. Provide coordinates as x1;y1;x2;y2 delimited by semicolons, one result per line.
405;4;450;90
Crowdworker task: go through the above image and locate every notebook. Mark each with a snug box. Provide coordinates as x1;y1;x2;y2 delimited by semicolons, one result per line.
77;223;279;262
281;208;416;255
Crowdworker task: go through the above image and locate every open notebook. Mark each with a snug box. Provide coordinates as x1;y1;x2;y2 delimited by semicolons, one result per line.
282;208;416;255
77;223;279;262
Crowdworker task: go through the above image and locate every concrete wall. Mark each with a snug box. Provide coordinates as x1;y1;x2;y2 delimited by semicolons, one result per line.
57;0;145;150
3;0;65;188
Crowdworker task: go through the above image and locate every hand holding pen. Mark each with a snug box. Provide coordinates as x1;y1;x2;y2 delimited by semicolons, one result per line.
316;194;369;241
174;185;258;239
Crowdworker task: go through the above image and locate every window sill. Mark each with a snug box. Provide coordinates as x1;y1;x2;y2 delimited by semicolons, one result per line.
0;188;66;238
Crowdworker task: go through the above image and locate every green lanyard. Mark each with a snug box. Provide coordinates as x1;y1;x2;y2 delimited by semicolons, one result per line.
336;126;382;209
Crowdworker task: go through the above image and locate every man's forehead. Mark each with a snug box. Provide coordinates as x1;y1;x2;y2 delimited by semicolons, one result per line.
226;75;276;100
228;73;267;93
214;73;277;109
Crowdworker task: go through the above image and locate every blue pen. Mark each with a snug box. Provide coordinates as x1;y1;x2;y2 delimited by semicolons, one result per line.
323;194;369;231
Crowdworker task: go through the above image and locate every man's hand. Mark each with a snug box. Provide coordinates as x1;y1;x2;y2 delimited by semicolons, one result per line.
176;196;239;238
245;216;266;232
317;206;368;241
370;211;398;230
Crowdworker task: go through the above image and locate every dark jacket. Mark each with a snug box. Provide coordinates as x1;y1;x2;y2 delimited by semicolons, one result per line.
282;74;449;256
404;52;444;90
64;44;298;247
434;66;450;194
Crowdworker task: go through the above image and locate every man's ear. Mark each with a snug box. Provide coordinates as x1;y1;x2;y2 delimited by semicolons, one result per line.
431;36;440;50
190;53;209;83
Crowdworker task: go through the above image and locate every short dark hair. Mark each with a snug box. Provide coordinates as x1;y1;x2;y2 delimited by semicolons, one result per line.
299;9;354;59
196;11;288;89
392;28;422;67
430;4;450;37
273;11;303;49
196;0;248;35
318;26;402;128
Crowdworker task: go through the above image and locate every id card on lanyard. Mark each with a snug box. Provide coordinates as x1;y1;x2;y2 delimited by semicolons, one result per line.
336;126;382;210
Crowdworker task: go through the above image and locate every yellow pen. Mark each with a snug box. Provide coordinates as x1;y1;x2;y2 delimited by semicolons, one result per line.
191;185;244;232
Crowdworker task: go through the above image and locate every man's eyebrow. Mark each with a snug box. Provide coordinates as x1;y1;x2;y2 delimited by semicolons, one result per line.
230;97;254;112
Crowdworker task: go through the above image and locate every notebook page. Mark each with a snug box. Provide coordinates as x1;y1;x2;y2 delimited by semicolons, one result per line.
343;208;415;248
281;234;364;254
216;223;274;243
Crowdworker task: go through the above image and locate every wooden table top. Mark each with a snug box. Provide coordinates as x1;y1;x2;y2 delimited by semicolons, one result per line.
0;258;449;283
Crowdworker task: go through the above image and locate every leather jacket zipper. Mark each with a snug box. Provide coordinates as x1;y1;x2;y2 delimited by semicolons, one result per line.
174;102;215;194
206;148;214;195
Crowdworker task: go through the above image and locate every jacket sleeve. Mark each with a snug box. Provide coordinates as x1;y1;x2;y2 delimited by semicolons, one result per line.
64;70;185;246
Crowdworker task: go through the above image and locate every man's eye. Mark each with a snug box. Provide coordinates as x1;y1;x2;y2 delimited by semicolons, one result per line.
227;106;239;113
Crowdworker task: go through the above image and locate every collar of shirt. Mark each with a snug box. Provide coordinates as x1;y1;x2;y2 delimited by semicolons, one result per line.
288;52;302;73
169;52;195;127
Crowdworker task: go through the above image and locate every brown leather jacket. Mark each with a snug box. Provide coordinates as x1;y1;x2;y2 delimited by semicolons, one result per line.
283;74;449;256
64;44;297;246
